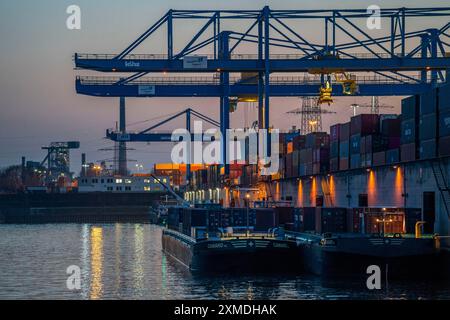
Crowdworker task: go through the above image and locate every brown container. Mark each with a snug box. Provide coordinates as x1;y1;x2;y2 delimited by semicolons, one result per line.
339;157;349;170
401;143;417;162
373;151;386;166
351;114;380;136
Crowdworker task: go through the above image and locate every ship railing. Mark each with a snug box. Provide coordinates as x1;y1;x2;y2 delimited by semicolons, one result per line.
163;228;197;245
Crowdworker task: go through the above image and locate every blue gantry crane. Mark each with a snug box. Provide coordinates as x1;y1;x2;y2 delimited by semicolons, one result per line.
74;6;450;175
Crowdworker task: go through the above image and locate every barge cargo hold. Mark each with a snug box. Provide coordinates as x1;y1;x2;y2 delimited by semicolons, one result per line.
289;232;440;279
162;228;300;272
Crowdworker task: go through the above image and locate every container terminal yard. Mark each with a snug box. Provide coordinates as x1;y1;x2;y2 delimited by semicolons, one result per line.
1;3;450;302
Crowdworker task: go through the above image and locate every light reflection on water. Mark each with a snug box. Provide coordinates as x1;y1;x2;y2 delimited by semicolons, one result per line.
0;224;448;300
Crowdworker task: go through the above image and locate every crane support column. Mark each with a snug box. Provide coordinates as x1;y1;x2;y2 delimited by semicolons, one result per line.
420;34;428;83
263;6;271;156
119;96;127;176
219;31;231;175
186;108;191;184
258;16;264;130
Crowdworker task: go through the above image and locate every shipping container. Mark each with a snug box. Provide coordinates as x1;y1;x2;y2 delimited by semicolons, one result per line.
439;136;450;157
292;135;306;151
305;132;330;149
339;122;351;142
386;149;400;164
339;157;349;170
438;83;450;111
339;140;349;158
274;207;294;226
350;134;361;154
401;95;419;120
419;139;437;160
347;209;360;233
350;154;361;169
401;143;417;162
380;117;401;137
420;89;438;115
330;141;339;158
373;151;386;166
330;124;341;141
419;113;437;140
319;208;348;234
401;118;417;144
350;114;379;136
439;109;450;137
330;158;339;172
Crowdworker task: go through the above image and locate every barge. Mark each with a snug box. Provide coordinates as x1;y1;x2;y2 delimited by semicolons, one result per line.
288;232;440;279
162;227;300;272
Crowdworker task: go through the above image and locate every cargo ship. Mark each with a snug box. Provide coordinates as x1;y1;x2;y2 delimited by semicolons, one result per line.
161;206;301;272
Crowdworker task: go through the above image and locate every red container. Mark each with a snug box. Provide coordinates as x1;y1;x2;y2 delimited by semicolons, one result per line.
401;143;417;162
339;157;349;170
387;137;401;149
351;114;380;136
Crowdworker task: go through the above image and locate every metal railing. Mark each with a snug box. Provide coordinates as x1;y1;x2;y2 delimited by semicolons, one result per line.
75;51;441;61
77;74;424;85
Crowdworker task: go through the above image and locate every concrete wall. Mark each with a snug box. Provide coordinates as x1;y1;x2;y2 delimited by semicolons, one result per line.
270;158;450;237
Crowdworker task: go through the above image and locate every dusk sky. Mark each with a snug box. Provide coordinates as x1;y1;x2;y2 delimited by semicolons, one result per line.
0;0;448;174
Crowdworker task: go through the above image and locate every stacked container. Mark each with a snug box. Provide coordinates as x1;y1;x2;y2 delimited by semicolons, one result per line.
339;122;350;170
439;83;450;157
329;124;340;172
305;132;330;175
400;95;420;161
350;114;380;169
380;115;401;164
419;89;438;159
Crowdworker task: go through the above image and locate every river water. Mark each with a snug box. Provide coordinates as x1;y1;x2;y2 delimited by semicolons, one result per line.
0;224;448;300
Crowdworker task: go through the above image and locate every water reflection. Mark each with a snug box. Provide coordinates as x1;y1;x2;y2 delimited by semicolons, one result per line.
0;224;448;300
90;227;103;300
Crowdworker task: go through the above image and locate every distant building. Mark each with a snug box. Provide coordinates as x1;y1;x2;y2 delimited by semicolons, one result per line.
77;175;170;193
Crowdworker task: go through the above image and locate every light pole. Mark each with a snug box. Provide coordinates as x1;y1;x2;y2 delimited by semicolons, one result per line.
246;192;251;236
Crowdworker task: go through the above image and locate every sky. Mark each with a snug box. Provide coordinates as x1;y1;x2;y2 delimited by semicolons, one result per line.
0;0;448;174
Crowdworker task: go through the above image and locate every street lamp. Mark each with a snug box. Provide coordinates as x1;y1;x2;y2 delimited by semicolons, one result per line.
246;192;251;236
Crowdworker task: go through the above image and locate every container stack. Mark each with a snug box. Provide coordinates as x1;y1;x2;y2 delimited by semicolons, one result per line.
350;114;380;169
316;208;348;234
380;115;401;164
254;208;276;231
339;122;351;170
438;83;450;157
329;124;340;172
419;89;439;159
401;95;420;161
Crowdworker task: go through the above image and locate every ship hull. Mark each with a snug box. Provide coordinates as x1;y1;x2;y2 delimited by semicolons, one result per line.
298;236;440;279
162;230;301;272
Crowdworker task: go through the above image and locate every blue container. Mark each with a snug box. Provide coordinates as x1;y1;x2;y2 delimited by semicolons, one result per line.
339;140;349;158
350;134;361;155
350;154;361;169
330;141;339;158
419;139;437;160
439;109;450;137
420;90;437;115
419;114;437;140
386;149;400;164
401;95;419;120
401;119;417;144
438;83;450;111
